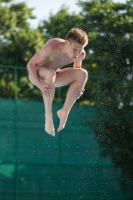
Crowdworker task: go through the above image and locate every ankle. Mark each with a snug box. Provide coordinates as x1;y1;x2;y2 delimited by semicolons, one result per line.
45;114;53;121
57;109;69;116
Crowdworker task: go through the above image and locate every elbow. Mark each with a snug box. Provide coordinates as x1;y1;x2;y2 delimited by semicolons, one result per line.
27;59;36;73
26;62;30;69
26;62;32;72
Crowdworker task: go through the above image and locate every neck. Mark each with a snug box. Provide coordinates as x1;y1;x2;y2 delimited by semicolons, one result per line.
62;41;68;55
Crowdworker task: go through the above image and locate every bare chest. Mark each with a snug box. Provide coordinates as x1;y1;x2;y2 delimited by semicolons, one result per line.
40;50;73;69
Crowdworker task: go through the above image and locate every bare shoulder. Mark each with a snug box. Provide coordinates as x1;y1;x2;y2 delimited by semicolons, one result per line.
42;38;65;52
28;38;64;65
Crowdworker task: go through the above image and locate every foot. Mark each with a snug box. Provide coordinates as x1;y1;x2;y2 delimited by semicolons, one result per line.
57;109;68;132
45;118;55;136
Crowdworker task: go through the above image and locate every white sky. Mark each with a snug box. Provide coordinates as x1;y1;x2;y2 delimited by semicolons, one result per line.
15;0;126;28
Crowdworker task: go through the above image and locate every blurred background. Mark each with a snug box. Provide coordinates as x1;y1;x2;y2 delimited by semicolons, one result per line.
0;0;133;199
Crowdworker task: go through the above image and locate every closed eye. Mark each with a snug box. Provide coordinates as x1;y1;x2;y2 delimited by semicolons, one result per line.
73;49;81;53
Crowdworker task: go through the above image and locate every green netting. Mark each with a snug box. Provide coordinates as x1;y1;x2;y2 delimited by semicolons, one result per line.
0;99;129;200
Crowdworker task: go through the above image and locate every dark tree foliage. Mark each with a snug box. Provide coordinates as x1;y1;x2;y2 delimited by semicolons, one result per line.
77;0;133;194
0;0;45;99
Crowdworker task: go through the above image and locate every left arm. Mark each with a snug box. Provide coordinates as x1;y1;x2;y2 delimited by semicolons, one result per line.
73;51;86;99
73;51;86;68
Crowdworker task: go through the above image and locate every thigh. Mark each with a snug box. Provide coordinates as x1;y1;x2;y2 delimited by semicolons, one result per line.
36;66;56;78
55;67;80;87
28;66;56;86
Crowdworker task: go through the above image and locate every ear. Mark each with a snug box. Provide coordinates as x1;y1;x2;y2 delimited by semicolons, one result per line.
65;40;71;46
65;40;69;45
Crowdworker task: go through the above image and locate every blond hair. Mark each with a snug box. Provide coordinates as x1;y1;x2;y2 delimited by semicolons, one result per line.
65;28;88;46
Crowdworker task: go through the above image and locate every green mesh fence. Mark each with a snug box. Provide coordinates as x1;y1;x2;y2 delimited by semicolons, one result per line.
0;99;129;200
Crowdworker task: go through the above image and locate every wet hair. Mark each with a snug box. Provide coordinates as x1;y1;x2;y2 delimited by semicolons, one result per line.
65;28;88;46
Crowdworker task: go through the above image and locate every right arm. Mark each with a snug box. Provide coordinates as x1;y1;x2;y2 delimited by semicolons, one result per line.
27;40;56;91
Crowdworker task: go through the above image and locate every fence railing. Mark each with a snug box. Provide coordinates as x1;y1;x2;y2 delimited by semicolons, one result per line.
0;64;125;107
0;65;62;102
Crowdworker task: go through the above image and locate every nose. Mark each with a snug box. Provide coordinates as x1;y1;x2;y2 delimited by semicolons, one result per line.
74;50;80;57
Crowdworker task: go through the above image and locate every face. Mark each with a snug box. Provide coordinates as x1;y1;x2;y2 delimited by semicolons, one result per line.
65;40;84;59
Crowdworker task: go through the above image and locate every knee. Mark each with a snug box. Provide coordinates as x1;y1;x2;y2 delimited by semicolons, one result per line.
47;69;56;78
77;68;88;80
28;74;36;85
37;67;56;79
82;69;88;78
48;69;56;83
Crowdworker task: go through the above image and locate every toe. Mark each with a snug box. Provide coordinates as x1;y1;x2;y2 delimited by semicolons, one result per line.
51;130;55;136
45;129;55;136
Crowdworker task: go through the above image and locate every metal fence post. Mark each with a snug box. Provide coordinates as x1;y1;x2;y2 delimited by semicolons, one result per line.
97;77;102;200
13;98;19;200
97;78;101;108
13;67;19;199
14;68;18;100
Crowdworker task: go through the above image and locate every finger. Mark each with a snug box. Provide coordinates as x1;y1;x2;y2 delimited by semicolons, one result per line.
76;90;83;95
44;92;51;96
75;95;80;99
75;93;83;99
44;83;51;88
48;90;53;94
46;86;52;89
43;90;50;94
46;87;52;91
77;89;85;94
76;92;82;96
46;89;52;92
44;89;52;94
44;89;53;95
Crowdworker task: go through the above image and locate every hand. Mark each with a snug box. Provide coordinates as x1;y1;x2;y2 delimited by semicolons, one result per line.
75;89;85;99
39;82;53;96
